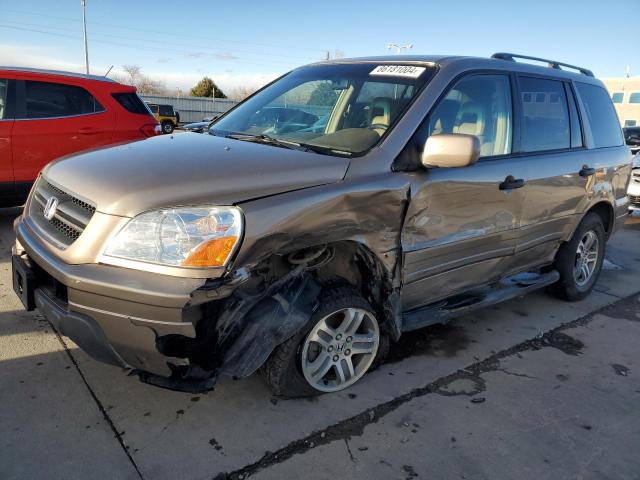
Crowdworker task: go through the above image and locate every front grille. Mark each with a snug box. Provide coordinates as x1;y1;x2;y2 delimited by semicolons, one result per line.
28;178;96;247
629;195;640;208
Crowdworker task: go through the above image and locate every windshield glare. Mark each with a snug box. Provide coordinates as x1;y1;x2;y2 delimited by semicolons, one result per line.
212;63;436;156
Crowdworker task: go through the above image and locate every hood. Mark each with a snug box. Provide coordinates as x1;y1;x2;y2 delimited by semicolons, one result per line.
43;133;350;217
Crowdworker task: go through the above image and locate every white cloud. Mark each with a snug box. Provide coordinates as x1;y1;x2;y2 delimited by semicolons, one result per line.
0;43;280;94
0;43;86;72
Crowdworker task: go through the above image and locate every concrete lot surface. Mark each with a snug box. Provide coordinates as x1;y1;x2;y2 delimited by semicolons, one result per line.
1;209;639;480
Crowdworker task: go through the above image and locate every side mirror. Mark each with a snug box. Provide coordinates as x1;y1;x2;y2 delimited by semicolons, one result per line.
421;134;480;168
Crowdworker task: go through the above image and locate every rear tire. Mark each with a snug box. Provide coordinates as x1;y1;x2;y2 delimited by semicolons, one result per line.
161;121;174;134
261;286;387;398
549;213;605;301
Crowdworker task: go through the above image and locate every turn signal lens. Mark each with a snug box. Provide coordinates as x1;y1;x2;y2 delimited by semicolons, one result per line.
182;236;238;267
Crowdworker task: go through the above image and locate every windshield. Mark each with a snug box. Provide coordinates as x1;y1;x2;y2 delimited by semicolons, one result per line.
211;63;436;156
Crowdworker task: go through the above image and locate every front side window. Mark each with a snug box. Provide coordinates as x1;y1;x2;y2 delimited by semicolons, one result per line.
212;63;436;156
629;93;640;104
611;92;624;103
576;82;624;148
428;74;512;157
0;79;7;119
20;81;104;119
518;77;570;152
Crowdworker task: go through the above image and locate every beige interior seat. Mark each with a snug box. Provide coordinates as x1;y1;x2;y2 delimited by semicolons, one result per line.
453;102;493;155
369;97;392;136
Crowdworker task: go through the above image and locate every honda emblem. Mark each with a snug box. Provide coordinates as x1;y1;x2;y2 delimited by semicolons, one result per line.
43;197;59;220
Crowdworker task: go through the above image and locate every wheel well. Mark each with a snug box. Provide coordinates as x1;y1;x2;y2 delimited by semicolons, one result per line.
586;202;614;237
310;241;397;337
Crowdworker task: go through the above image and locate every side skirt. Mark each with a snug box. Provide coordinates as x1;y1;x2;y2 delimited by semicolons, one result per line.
401;270;560;332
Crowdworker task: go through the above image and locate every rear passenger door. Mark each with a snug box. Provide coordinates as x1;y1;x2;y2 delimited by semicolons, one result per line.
511;76;591;268
12;79;115;185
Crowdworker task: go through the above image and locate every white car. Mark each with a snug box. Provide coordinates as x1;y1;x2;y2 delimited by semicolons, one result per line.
628;153;640;212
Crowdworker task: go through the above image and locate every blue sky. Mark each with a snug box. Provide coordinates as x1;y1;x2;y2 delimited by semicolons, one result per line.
0;0;635;93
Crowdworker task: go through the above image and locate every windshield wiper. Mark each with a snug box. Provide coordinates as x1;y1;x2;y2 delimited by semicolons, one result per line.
224;132;352;157
224;133;308;151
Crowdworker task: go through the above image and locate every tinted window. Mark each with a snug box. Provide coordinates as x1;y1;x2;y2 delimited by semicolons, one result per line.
624;120;637;127
629;93;640;104
428;74;512;157
113;93;152;115
21;81;104;119
158;105;174;116
611;92;624;103
0;79;7;119
576;83;624;148
518;77;570;152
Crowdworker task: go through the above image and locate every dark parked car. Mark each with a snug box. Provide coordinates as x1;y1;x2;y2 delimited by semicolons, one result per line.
183;120;213;133
12;53;631;397
624;126;640;153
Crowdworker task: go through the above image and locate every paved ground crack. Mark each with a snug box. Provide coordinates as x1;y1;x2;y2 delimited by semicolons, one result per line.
49;322;144;480
217;290;640;480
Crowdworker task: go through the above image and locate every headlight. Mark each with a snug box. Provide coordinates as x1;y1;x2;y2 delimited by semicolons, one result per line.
103;206;243;269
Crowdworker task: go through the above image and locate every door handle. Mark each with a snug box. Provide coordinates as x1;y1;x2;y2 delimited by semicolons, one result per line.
78;127;98;135
579;166;596;177
499;175;525;190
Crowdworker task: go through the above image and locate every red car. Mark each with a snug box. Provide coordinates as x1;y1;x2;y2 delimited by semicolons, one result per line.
0;67;160;206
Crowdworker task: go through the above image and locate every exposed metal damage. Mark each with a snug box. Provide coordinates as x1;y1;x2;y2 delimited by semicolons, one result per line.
137;186;411;393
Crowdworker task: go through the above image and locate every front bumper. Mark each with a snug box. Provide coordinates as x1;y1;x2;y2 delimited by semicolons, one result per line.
14;216;214;377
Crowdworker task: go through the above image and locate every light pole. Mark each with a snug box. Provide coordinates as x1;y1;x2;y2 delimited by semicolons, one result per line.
387;43;413;54
81;0;89;74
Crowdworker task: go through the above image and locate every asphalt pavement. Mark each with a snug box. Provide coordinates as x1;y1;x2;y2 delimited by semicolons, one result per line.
1;208;639;480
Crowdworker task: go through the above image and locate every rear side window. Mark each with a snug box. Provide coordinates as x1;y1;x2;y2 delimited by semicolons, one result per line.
112;93;151;115
428;74;512;157
0;79;7;119
158;105;174;116
518;77;570;152
20;81;105;119
575;83;624;148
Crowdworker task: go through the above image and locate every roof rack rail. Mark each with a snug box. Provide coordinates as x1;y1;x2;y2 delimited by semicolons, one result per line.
491;52;594;77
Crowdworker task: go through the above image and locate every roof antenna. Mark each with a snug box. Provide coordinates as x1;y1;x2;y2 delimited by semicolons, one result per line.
104;65;113;77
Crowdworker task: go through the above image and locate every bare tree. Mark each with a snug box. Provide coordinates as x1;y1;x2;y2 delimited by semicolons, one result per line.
111;65;168;94
228;85;259;101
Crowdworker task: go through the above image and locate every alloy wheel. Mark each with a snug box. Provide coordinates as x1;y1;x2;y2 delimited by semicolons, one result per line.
574;230;599;287
301;307;379;392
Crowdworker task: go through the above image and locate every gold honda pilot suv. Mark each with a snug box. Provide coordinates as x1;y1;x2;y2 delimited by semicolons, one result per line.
12;53;631;396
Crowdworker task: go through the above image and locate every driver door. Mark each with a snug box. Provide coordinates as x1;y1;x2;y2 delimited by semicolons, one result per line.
401;73;526;310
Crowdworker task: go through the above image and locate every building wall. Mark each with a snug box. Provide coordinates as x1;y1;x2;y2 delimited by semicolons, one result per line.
602;77;640;127
140;95;239;124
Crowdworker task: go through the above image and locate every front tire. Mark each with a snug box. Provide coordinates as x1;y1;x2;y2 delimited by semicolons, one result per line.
261;286;384;397
550;213;605;301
